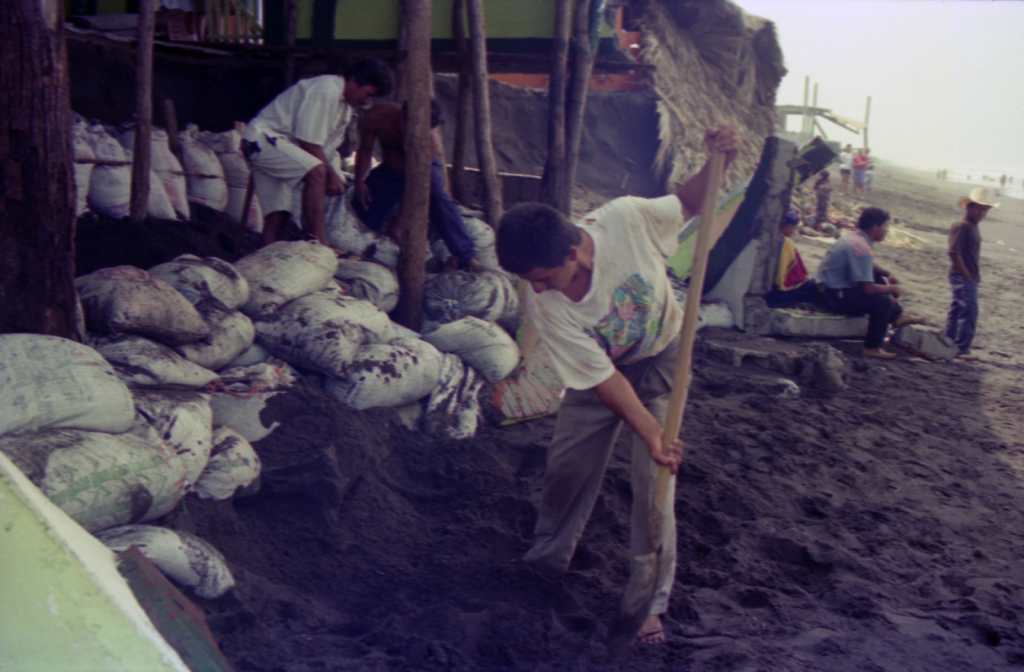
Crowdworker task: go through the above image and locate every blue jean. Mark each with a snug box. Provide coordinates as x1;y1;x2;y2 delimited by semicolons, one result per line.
353;160;475;265
766;281;820;308
945;273;979;354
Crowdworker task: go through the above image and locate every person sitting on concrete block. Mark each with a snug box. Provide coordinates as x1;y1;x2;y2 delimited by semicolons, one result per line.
815;207;916;359
766;209;820;309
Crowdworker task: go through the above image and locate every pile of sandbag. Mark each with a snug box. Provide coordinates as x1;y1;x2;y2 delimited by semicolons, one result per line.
198;128;263;230
178;124;229;212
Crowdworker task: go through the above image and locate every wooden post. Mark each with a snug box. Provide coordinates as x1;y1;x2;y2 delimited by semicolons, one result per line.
466;0;503;227
540;0;572;214
863;95;872;151
392;0;433;330
801;75;810;141
162;98;183;164
450;0;472;203
564;0;596;214
283;0;297;88
130;0;157;222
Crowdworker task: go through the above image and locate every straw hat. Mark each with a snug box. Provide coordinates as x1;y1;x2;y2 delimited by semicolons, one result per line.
960;186;1000;209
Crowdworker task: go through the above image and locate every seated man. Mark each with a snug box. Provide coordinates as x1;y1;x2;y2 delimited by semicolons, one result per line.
816;206;912;358
243;59;393;246
353;100;476;269
766;210;819;308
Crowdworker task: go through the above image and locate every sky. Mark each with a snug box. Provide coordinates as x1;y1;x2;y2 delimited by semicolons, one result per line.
733;0;1024;175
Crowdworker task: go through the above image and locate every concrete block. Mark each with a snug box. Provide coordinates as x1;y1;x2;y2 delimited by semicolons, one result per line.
892;325;959;361
768;308;868;339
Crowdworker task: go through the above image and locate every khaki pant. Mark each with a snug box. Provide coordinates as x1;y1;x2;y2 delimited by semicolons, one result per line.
524;337;680;616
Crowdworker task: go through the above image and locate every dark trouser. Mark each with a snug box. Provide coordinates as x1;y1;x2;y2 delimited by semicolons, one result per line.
822;285;903;348
353;160;475;265
766;281;820;309
945;273;979;354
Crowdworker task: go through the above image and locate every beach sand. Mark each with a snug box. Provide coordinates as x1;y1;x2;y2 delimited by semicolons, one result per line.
154;160;1024;671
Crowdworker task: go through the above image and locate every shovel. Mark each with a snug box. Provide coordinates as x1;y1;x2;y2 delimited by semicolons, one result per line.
607;149;727;655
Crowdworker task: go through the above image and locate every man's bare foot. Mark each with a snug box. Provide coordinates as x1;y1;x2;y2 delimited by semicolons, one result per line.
636;615;666;646
864;347;897;360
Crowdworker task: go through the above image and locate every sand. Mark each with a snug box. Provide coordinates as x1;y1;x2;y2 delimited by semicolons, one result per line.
81;162;1024;670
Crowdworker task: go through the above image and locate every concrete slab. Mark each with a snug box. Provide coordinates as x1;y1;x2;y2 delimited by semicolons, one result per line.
892;325;959;361
768;308;868;339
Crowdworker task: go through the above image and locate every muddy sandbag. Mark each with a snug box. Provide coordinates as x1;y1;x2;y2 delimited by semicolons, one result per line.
97;525;235;598
92;334;219;389
86;124;131;219
236;241;339;317
326;338;443;410
215;359;300;393
76;266;211;345
335;259;399;312
324;192;400;268
223;341;271;369
0;425;188;532
423;353;484;440
254;290;390;377
431;216;500;271
0;334;136;437
423;270;519;328
209;391;283;443
423;316;520;383
148;254;251;310
194;427;261;500
178;124;228;211
133;391;213;486
198;128;263;229
175;303;255;372
72;118;95;217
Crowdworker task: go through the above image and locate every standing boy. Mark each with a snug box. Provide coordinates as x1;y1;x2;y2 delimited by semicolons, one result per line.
946;187;997;357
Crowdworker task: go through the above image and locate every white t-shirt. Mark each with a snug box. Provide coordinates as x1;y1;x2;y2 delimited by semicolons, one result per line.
525;195;685;391
246;75;352;157
839;151;853;170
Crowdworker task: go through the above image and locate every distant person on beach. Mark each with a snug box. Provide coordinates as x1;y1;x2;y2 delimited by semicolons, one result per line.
496;126;741;647
767;210;820;308
353;99;477;270
813;171;832;230
242;59;393;246
852;148;870;194
946;187;997;357
816;207;916;359
864;151;875;192
839;144;853;190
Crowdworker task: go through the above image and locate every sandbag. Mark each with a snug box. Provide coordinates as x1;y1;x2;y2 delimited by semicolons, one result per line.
223;341;271;368
175;303;255;372
0;334;136;437
0;425;188;532
194;427;261;500
254;290;390;377
215;359;299;393
235;241;338;317
422;354;484;440
86;124;131;219
431;216;500;271
324;192;400;268
424;270;519;328
72;119;95;217
97;525;235;599
325;338;443;410
423;317;520;383
335;259;399;312
133;391;213;486
149;254;250;310
92;334;219;389
209;391;283;443
76;266;211;345
198;128;263;228
178;125;228;211
118;125;191;219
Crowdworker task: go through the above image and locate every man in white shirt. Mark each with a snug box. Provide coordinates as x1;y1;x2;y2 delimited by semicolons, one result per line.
496;126;739;646
243;59;392;246
838;143;853;191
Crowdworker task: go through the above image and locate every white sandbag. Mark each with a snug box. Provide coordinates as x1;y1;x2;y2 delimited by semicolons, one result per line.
422;354;484;440
0;334;136;437
114;127;179;220
178;125;228;211
194;427;261;500
335;259;399;312
324;192;401;268
209;391;282;443
423;316;520;383
175;304;255;372
325;338;443;410
254;290;390;377
132;391;213;486
118;125;191;220
215;359;299;393
72;119;95;217
424;270;519;327
86;124;131;219
0;425;188;532
97;525;235;599
92;334;219;389
223;341;271;368
235;241;338;317
197;128;263;227
76;266;210;345
389;322;422;343
431;216;500;271
148;254;250;310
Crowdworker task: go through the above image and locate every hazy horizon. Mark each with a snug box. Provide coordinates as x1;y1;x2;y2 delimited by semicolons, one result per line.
735;0;1024;176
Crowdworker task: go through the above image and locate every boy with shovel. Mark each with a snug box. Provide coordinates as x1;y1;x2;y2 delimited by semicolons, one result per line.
496;127;739;647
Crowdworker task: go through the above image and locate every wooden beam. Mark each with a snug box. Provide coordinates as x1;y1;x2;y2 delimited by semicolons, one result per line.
540;0;572;214
466;0;502;227
450;0;471;203
564;0;595;215
129;0;157;222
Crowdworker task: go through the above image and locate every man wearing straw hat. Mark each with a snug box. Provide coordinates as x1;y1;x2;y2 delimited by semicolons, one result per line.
946;186;997;357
